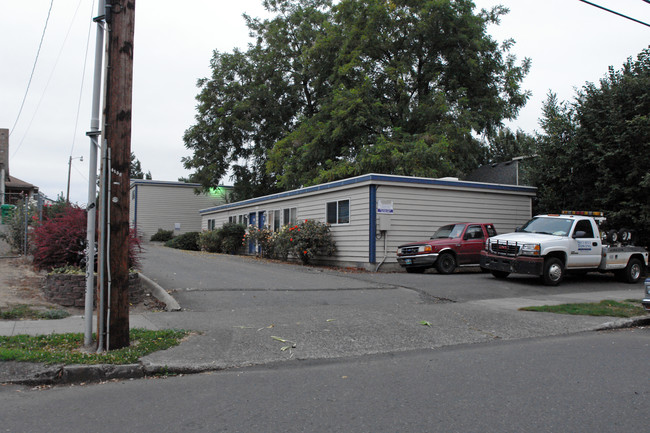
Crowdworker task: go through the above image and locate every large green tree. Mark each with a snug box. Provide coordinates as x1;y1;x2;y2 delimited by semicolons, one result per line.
532;47;650;246
183;0;530;197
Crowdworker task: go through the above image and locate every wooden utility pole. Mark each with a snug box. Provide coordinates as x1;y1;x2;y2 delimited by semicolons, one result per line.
103;0;136;350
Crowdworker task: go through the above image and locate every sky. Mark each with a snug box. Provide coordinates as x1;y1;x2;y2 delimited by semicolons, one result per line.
1;0;648;205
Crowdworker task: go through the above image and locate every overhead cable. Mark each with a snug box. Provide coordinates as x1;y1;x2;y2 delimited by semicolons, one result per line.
578;0;650;27
9;0;55;138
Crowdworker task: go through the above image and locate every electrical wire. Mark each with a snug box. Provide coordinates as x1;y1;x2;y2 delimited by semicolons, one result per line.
578;0;650;27
11;0;88;160
69;0;96;158
9;0;54;139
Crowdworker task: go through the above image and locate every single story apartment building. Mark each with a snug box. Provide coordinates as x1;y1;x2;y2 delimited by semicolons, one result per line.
130;180;230;240
199;173;537;271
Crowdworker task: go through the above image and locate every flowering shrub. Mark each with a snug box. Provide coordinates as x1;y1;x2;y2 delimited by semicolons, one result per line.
287;219;336;264
243;225;274;258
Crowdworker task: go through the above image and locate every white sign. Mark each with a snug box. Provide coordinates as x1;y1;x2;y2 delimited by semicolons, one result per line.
377;200;394;214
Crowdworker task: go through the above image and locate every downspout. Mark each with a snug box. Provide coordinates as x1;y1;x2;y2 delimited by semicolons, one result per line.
369;185;377;265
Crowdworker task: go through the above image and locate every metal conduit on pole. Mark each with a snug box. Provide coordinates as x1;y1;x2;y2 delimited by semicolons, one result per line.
84;0;105;348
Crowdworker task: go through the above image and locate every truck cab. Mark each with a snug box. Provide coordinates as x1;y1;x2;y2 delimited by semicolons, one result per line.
480;211;648;286
397;223;497;274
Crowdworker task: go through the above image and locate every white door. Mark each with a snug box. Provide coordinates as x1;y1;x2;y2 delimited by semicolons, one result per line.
568;219;602;267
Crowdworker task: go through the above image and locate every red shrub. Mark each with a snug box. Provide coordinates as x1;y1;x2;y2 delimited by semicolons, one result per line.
31;205;142;271
32;206;87;270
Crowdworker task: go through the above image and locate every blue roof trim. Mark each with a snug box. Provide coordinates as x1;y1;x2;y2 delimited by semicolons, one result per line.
199;173;536;214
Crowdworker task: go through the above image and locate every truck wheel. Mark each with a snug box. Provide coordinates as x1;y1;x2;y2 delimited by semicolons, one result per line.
406;267;426;274
436;253;457;274
542;257;564;286
491;270;510;279
618;257;644;284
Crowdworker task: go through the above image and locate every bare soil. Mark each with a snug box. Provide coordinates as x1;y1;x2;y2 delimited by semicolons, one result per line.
0;257;165;315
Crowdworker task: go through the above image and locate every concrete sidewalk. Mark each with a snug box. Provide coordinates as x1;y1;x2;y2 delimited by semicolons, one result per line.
1;288;648;386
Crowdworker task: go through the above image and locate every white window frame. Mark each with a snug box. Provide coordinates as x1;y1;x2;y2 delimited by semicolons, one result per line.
326;199;350;225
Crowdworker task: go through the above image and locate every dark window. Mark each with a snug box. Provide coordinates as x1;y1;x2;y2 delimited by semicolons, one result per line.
574;220;594;238
326;200;350;224
466;225;484;239
486;225;497;237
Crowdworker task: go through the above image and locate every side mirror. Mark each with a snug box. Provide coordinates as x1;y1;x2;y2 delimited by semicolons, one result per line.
515;227;522;232
573;230;586;239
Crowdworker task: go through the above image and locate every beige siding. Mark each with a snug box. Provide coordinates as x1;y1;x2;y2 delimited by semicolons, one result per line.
199;174;535;269
375;184;532;264
130;182;227;240
202;184;372;265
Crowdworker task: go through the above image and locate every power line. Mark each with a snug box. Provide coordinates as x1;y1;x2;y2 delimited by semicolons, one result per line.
12;0;87;160
9;0;55;138
69;0;95;158
578;0;650;27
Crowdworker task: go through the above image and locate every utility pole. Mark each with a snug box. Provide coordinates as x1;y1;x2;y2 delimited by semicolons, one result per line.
100;0;136;350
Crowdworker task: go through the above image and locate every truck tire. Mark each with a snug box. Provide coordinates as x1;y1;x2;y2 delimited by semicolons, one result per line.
406;267;426;274
542;257;564;286
616;257;643;283
436;253;457;274
491;270;510;279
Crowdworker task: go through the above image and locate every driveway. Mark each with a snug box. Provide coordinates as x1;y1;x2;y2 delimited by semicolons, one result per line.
137;243;645;371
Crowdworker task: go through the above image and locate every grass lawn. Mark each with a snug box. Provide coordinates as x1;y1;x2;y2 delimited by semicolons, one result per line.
519;299;649;318
0;328;189;365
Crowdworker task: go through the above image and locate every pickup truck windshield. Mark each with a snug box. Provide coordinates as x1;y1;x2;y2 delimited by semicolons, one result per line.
431;224;465;239
520;217;574;236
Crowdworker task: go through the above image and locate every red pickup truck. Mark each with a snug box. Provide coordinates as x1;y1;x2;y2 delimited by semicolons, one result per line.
396;223;497;274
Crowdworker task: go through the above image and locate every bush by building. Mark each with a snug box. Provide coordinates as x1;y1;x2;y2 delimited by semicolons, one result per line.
165;231;200;251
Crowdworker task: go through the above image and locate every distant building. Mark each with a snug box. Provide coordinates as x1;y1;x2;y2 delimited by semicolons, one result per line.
466;156;536;186
129;179;231;240
1;128;40;205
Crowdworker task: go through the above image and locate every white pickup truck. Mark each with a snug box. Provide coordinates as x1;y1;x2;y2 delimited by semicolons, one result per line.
480;211;648;286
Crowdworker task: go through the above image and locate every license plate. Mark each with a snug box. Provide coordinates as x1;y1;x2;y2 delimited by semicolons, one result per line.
404;259;412;265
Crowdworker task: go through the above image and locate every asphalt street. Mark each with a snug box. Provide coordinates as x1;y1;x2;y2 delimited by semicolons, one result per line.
2;329;648;432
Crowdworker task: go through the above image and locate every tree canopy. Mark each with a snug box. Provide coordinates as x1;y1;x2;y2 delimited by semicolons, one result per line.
130;152;152;180
183;0;530;199
532;47;650;246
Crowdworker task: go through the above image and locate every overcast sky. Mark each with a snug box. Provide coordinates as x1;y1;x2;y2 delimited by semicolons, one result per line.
1;0;648;205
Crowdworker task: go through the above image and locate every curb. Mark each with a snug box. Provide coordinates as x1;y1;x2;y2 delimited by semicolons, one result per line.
4;316;649;387
138;273;181;311
3;362;218;386
594;315;650;331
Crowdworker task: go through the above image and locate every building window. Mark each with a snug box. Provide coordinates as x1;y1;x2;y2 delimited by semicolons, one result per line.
273;210;281;232
207;219;216;230
283;207;297;226
326;199;350;224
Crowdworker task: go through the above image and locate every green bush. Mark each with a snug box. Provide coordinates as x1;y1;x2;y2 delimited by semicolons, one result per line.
220;222;246;254
165;232;200;251
150;229;174;242
272;226;293;260
198;229;223;253
0;199;38;254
